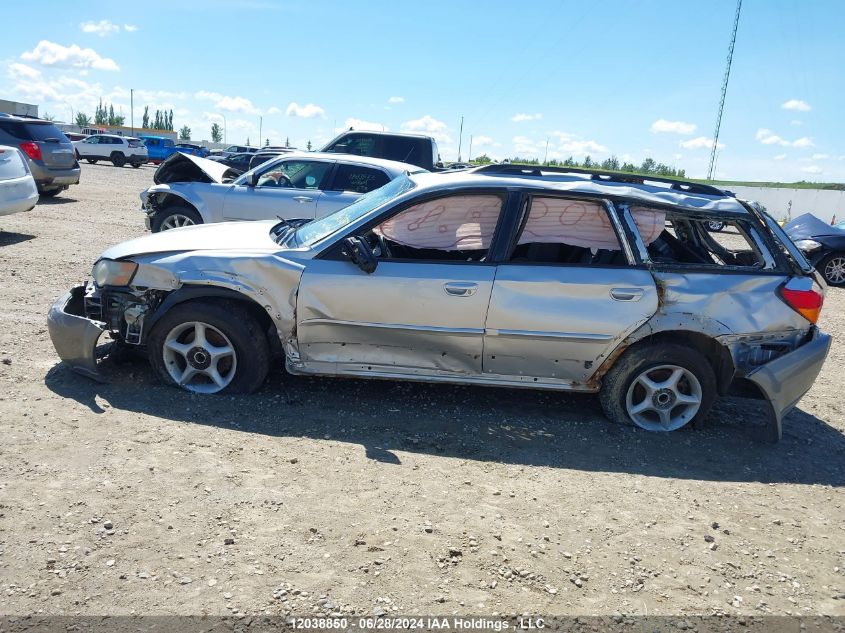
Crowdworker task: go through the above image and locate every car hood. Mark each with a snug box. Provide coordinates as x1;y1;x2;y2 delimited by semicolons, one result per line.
101;220;281;260
153;152;241;185
784;212;845;240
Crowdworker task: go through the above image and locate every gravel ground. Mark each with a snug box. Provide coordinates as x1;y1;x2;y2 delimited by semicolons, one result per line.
0;163;843;618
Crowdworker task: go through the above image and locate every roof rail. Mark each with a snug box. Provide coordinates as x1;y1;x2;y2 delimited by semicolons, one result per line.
474;164;731;197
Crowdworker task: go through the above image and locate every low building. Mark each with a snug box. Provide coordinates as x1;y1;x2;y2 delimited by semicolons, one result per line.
0;99;38;117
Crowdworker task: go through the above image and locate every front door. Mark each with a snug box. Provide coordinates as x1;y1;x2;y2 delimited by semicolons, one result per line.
483;195;659;383
222;158;334;221
296;192;507;377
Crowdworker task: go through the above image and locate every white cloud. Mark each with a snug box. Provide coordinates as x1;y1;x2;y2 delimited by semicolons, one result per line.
265;106;282;115
650;119;696;135
21;40;119;71
80;20;120;36
388;96;404;104
511;113;542;122
679;136;724;150
195;90;260;114
560;139;608;154
124;24;139;32
339;118;387;132
755;128;813;148
811;153;830;160
801;165;823;174
782;99;811;112
7;63;41;79
285;102;325;118
401;115;452;143
472;135;494;147
773;153;787;161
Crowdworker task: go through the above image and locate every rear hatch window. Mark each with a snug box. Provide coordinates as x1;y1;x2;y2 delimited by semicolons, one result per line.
128;139;143;148
0;121;68;143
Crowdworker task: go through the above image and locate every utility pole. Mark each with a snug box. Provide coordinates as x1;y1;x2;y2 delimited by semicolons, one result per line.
467;135;473;164
707;0;742;180
543;137;550;165
456;116;464;162
130;89;134;135
221;113;227;144
258;116;262;148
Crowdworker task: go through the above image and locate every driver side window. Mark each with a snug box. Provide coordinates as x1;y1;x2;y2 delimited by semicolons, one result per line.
256;160;333;189
366;194;503;262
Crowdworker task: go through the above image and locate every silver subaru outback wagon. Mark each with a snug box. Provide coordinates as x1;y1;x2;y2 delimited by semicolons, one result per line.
47;165;831;441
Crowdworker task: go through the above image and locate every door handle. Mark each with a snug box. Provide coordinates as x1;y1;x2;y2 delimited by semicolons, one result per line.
610;287;644;301
443;282;478;297
293;196;313;203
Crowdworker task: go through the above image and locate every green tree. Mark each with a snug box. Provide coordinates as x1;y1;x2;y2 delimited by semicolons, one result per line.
42;112;56;121
94;99;107;125
265;138;270;147
306;140;312;151
142;106;150;129
210;122;223;143
284;136;290;148
471;153;493;165
75;112;91;127
640;158;656;173
582;155;593;168
601;155;620;171
179;125;191;140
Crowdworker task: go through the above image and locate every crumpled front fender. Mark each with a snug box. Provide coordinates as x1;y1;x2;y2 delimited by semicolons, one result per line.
47;286;108;382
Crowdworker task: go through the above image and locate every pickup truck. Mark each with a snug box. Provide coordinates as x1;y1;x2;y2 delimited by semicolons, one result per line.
320;130;441;171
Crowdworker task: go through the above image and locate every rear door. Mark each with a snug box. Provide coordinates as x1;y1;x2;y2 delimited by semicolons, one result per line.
483;195;659;384
222;158;334;221
317;163;391;217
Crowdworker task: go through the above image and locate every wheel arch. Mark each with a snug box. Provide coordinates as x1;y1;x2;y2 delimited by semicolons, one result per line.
148;188;211;223
147;286;282;355
592;328;736;396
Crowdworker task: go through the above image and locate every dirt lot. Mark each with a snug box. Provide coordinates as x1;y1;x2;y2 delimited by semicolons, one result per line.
0;163;843;618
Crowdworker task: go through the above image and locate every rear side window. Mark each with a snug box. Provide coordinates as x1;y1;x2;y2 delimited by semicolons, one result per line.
0;149;29;180
333;134;377;157
164;139;175;147
0;121;66;142
509;197;634;266
637;208;772;270
331;165;390;193
382;137;424;166
145;138;160;147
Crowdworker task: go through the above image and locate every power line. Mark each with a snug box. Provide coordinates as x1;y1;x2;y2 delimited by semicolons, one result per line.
708;0;743;180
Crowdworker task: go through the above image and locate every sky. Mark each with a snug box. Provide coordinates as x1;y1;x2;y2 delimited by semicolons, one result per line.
1;0;843;182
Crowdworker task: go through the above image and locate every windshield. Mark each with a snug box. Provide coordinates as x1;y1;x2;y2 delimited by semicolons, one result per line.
295;175;416;247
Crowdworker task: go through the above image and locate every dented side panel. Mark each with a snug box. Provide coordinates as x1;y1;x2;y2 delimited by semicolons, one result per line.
483;265;659;382
294;258;494;375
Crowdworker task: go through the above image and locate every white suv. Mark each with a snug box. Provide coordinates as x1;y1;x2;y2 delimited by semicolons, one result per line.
73;134;149;168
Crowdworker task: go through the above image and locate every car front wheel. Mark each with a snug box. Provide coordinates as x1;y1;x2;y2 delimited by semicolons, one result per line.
148;300;270;394
599;343;716;432
818;252;845;286
111;152;126;167
152;204;202;232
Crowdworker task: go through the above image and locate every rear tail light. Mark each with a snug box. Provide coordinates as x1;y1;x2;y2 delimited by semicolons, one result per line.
779;278;824;324
19;141;42;161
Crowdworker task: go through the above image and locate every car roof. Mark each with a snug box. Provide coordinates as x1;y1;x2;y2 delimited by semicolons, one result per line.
274;151;424;175
0;113;56;126
406;169;749;214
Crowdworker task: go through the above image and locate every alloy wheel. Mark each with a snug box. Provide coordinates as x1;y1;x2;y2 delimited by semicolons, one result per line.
823;256;845;284
625;364;702;431
162;321;237;393
160;214;197;230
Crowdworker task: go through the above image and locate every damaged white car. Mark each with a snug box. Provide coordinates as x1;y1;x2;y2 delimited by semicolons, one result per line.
139;151;421;232
50;165;830;441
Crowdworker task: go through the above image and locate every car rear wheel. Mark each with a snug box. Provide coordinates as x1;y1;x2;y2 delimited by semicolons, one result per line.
819;252;845;286
706;220;725;232
148;300;270;394
39;189;62;198
599;343;716;432
86;158;98;164
110;152;126;167
130;161;142;168
152;204;202;232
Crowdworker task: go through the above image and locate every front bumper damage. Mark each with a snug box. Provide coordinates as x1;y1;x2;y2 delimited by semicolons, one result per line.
48;283;155;381
47;286;108;381
745;327;831;442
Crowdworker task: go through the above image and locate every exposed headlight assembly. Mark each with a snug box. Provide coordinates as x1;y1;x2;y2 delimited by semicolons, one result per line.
792;239;822;253
92;259;138;287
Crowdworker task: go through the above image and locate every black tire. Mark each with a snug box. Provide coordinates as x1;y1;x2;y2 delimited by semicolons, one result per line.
86;158;98;164
147;300;270;394
110;152;126;167
75;150;80;159
39;189;62;198
817;252;845;287
151;204;202;232
599;342;717;432
130;161;141;168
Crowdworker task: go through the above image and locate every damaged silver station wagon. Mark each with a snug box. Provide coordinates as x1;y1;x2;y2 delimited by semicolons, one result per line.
48;165;831;441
